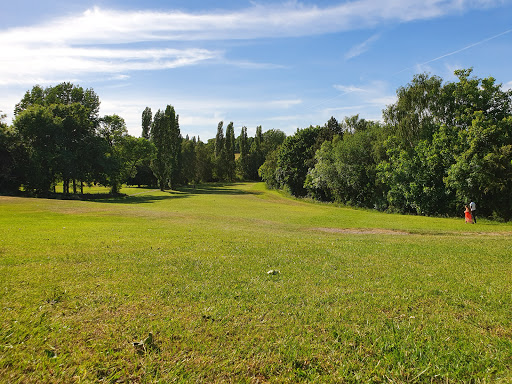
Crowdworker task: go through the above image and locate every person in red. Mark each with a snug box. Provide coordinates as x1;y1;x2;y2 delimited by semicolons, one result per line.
464;205;473;224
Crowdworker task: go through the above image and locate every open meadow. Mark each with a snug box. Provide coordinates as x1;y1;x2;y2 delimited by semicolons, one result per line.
1;182;511;383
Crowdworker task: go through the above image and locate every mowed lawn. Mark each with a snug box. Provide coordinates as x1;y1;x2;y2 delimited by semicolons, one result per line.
1;183;511;383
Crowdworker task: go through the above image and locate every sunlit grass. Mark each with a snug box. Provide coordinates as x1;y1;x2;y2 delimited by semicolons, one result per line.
1;182;511;382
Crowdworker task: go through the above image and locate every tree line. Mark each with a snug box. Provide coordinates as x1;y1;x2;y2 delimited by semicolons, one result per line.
1;68;511;220
260;69;512;220
0;82;285;195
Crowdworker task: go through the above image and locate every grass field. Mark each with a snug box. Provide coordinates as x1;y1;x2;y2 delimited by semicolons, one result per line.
1;182;511;383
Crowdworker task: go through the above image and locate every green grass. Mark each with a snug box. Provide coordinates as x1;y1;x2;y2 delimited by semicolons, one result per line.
1;182;511;383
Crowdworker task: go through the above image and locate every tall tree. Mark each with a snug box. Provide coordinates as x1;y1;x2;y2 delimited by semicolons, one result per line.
237;126;249;179
150;105;181;190
150;109;171;190
225;122;236;181
141;107;152;139
327;116;343;137
215;121;224;158
167;106;182;188
247;126;264;180
214;121;227;180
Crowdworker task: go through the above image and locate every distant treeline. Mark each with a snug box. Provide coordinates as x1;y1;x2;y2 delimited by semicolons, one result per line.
1;68;511;219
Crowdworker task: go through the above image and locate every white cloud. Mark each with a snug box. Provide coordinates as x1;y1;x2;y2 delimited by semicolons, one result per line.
0;45;220;85
2;1;502;44
0;1;505;85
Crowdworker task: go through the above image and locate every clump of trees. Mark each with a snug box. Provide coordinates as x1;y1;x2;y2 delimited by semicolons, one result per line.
0;82;286;196
0;83;157;195
260;69;512;220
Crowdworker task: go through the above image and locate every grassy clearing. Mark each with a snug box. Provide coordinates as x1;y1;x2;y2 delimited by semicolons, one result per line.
1;182;511;383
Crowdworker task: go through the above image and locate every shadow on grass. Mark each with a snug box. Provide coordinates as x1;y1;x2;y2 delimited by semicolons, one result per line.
93;183;262;205
180;183;263;196
4;183;263;205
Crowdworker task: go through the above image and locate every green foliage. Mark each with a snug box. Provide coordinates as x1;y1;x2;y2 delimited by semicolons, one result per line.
258;149;279;189
274;126;326;196
383;73;444;148
0;113;21;193
194;139;214;183
12;105;58;192
262;128;286;153
236;126;250;180
246;126;265;180
307;125;383;207
180;136;197;184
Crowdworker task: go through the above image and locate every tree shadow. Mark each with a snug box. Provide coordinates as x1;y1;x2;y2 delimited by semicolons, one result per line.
91;183;262;205
179;183;263;196
93;190;190;205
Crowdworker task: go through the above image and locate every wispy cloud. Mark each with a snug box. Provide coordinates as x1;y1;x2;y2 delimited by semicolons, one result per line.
396;27;512;74
345;33;381;60
0;46;220;85
2;1;502;43
333;84;369;93
0;1;505;85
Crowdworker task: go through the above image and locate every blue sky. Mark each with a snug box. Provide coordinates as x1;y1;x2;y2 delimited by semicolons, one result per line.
1;0;511;139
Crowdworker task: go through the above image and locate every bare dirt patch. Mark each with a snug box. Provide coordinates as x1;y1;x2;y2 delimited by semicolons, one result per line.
313;227;411;235
312;227;512;236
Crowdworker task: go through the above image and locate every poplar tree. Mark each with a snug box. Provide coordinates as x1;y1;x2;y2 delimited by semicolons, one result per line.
150;109;170;190
150;105;181;190
248;126;264;180
214;121;226;180
167;106;182;188
141;107;152;139
238;126;249;179
225;122;236;181
215;121;224;158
